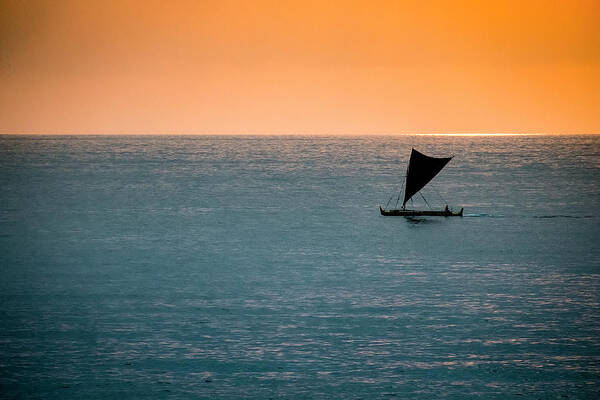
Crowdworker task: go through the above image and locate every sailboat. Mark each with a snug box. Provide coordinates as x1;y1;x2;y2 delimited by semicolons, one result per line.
380;148;463;216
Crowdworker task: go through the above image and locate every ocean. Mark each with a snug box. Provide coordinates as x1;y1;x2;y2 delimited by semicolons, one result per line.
1;134;599;399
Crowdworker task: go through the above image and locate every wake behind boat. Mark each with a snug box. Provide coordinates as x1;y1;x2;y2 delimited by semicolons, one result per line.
380;148;463;217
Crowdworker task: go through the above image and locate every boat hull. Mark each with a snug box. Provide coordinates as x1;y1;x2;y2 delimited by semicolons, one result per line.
379;206;463;217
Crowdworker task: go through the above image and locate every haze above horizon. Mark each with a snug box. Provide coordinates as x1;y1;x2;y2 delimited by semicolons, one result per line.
1;0;599;135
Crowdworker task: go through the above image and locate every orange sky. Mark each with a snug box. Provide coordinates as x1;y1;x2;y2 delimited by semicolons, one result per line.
1;0;599;134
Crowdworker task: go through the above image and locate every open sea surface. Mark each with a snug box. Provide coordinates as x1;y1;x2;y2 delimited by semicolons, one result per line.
1;134;599;399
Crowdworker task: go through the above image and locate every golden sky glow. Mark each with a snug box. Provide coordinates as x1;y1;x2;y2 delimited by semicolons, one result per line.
1;0;599;134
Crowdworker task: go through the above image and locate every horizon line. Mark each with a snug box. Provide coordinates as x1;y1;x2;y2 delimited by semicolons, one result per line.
2;132;599;137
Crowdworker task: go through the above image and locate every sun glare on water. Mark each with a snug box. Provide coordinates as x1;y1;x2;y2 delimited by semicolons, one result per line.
415;133;550;136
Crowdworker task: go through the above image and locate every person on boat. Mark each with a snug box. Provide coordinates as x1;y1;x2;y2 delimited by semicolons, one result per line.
445;205;449;213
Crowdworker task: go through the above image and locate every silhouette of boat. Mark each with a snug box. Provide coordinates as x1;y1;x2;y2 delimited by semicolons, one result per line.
380;148;463;217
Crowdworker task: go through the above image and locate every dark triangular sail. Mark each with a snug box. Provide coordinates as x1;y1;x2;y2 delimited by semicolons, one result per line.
403;149;452;207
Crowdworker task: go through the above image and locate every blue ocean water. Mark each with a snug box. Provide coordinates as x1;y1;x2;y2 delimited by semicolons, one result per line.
0;134;599;399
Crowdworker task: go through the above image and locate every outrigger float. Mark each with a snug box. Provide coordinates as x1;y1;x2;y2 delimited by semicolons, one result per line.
380;148;463;217
379;206;463;217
